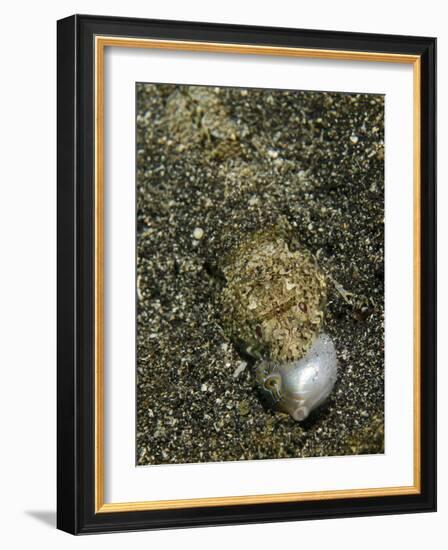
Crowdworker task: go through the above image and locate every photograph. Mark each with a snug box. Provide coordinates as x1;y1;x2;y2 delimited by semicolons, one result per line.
135;83;385;466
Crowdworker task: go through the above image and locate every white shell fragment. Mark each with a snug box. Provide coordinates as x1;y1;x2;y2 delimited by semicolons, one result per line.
193;227;204;240
233;361;248;379
255;333;337;421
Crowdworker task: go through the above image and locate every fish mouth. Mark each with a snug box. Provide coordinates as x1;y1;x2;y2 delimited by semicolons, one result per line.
292;406;309;421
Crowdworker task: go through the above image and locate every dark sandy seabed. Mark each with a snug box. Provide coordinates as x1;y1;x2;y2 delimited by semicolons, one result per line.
136;83;384;466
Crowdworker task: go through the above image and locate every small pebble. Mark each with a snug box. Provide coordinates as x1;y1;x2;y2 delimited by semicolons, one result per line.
248;196;259;206
238;401;250;416
193;227;204;240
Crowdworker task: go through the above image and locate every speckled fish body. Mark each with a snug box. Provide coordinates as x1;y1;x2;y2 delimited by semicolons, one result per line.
220;230;327;363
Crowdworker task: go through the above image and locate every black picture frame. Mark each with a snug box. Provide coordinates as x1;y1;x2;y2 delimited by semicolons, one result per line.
57;14;436;535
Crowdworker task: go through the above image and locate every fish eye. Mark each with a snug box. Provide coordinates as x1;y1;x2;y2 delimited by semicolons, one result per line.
264;377;277;390
258;372;283;406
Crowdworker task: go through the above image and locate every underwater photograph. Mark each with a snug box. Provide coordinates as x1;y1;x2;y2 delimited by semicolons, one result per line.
135;83;385;466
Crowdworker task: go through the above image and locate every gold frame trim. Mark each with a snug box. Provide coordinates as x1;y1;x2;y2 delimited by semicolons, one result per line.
94;35;422;513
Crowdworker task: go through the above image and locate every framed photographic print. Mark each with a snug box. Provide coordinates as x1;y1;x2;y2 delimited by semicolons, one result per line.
57;14;436;534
